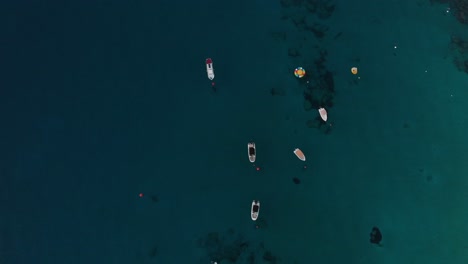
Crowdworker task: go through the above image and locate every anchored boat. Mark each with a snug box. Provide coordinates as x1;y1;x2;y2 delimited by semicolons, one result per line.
293;148;306;161
251;200;260;221
206;58;215;80
248;142;256;163
318;107;328;122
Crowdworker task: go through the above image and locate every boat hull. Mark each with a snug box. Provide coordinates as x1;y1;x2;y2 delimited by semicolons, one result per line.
318;108;328;122
206;58;215;80
248;142;256;163
251;200;260;221
293;148;306;161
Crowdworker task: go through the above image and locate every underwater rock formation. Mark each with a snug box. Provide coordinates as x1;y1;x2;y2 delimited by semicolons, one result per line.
279;0;336;133
307;116;333;134
433;0;468;24
281;0;335;33
198;229;281;263
263;250;279;263
454;58;468;73
323;71;335;92
280;0;304;8
452;0;468;24
298;0;336;19
288;48;300;57
303;71;335;109
370;226;383;246
299;51;335;134
450;35;468;73
451;35;468;51
202;231;247;262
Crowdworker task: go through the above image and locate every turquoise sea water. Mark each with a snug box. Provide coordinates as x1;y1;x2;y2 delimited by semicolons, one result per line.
2;0;468;263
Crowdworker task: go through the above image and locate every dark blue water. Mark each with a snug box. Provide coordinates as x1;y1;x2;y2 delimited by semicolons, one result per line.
2;0;468;263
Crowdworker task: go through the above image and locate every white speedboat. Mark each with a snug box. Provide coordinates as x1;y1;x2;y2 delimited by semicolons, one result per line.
318;107;328;122
206;58;215;80
293;148;306;161
248;142;256;163
251;200;260;221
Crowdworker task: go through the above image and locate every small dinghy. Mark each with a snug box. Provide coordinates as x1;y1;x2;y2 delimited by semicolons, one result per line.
293;148;306;161
206;58;215;80
318;107;327;122
248;142;256;163
251;200;260;221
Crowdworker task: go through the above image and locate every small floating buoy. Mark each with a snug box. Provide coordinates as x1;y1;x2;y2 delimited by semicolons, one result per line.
293;148;306;161
318;107;328;122
294;67;306;78
351;67;358;75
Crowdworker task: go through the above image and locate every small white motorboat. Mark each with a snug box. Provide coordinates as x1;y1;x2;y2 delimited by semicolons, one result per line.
206;58;215;80
248;142;256;163
318;107;327;122
251;200;260;221
293;148;306;161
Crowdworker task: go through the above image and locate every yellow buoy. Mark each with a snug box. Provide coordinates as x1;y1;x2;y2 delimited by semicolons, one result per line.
351;67;358;75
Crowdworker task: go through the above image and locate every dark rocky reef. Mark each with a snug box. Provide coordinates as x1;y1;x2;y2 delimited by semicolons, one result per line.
450;35;468;73
433;0;468;24
279;0;336;133
280;0;304;8
199;231;243;263
197;228;280;263
308;23;329;39
263;250;278;263
451;0;468;24
280;0;334;36
313;1;336;20
307;116;333;134
302;67;335;112
281;0;335;20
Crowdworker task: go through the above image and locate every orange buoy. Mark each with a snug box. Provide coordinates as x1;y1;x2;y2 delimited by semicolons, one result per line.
351;67;358;75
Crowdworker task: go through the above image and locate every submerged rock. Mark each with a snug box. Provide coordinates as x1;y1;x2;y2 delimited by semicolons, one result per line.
288;48;300;57
370;226;382;245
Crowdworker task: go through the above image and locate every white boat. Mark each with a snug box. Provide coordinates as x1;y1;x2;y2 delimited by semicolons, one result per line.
206;58;215;80
248;142;256;163
318;107;327;122
293;148;306;161
251;200;260;221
